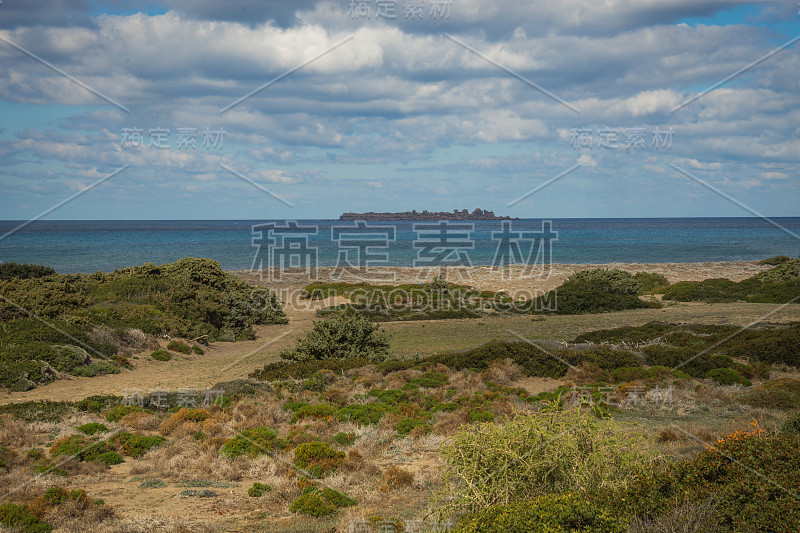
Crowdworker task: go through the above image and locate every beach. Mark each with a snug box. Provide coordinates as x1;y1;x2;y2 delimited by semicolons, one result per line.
233;259;772;297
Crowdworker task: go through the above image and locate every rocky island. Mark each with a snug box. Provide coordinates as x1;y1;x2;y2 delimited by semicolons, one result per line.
339;208;518;221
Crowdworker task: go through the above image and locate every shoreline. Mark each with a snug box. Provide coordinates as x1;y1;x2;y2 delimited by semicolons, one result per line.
232;259;771;295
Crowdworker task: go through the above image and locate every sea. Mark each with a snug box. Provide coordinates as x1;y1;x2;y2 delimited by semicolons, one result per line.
0;218;798;274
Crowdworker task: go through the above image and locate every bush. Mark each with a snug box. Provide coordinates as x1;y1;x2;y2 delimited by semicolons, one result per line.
109;432;166;458
337;403;385;426
615;429;800;532
105;405;147;422
455;493;627;533
150;350;170;361
0;503;53;532
758;255;793;266
291;403;338;423
71;360;120;377
738;378;800;409
219;427;286;459
781;412;800;435
293;441;345;478
180;489;217;498
95;451;124;466
50;435;89;457
663;260;800;304
332;432;356;446
191;345;204;355
251;357;371;381
279;314;389;362
706;368;750;386
289;487;356;516
0;262;56;280
0;258;289;390
76;423;108;436
436;408;659;516
526;268;659;315
396;417;430;435
138;478;167;489
167;341;191;354
632;272;671;294
248;482;273;497
289;492;336;516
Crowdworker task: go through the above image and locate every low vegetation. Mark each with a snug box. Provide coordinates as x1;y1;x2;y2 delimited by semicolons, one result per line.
663;257;800;303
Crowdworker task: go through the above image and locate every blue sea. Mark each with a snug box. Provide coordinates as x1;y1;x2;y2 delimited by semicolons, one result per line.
0;218;798;274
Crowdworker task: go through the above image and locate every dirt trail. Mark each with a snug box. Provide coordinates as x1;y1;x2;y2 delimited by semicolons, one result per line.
0;296;350;405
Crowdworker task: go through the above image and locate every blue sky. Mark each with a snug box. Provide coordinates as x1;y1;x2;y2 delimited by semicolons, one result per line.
0;0;798;220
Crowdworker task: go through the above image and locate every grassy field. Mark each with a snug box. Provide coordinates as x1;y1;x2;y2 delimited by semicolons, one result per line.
383;301;800;357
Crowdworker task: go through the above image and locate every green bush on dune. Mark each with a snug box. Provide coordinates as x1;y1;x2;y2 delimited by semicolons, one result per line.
530;269;660;315
663;258;800;303
279;314;389;362
0;258;287;391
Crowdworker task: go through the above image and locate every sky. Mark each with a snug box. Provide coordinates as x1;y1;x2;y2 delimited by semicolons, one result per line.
0;0;798;220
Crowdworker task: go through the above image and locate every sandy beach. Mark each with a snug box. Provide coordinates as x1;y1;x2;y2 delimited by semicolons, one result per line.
233;259;772;297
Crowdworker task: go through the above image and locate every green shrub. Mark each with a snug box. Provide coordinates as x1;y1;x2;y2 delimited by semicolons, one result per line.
70;360;120;377
781;412;800;435
738;378;800;409
179;489;217;498
50;435;89;457
279;314;389;362
436;408;659;516
150;350;170;361
248;482;273;497
95;451;124;466
291;403;338;423
632;272;671;294
250;357;371;381
43;486;71;504
663;260;800;304
110;432;165;458
455;492;627;533
615;430;800;532
219;427;286;459
0;259;288;390
138;478;167;489
318;488;356;508
758;255;793;266
0;503;53;532
191;345;204;355
0;262;56;281
75;395;122;414
526;268;658;315
167;341;191;354
293;441;345;478
706;368;750;386
337;403;385;426
332;432;356;446
396;417;430;435
289;492;336;516
105;405;146;422
468;410;495;423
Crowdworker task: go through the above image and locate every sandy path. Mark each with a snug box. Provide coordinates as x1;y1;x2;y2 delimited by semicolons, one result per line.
0;296;350;404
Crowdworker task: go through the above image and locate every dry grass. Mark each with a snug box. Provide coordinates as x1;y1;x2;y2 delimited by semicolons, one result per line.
482;358;524;386
120;411;162;432
380;465;414;491
564;361;605;386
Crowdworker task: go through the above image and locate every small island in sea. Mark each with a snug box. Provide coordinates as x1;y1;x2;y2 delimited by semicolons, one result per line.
339;208;518;221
